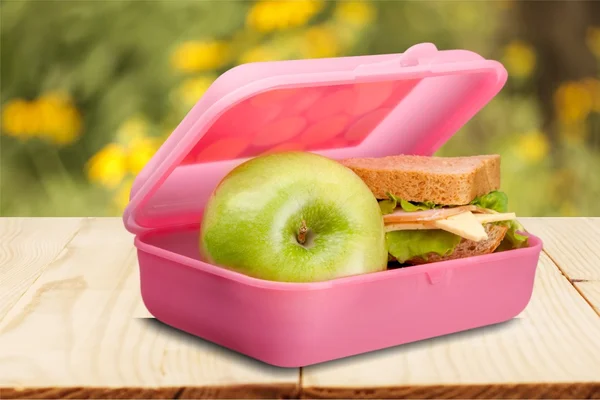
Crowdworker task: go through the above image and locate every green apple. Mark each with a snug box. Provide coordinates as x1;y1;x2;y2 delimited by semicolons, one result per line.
200;151;388;283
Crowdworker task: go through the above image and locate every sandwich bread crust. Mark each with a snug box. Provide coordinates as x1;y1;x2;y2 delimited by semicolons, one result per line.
340;154;501;205
403;223;508;265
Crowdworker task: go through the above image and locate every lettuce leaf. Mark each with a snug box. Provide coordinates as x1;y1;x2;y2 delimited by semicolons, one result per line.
381;190;511;215
470;191;508;213
382;190;528;259
470;191;528;249
379;192;439;214
378;200;397;215
386;230;462;263
498;219;529;249
378;193;397;215
399;199;438;211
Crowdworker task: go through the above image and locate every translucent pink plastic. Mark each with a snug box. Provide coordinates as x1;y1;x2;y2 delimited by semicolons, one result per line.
123;43;542;367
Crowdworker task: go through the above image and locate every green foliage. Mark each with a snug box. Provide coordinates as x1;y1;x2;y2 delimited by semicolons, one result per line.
1;0;248;215
1;0;599;217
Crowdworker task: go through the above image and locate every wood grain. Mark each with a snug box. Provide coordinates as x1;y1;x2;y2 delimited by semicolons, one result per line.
520;217;600;281
2;218;600;399
1;384;301;399
301;253;600;395
520;218;600;318
300;383;600;399
576;282;600;316
0;218;83;320
0;218;298;397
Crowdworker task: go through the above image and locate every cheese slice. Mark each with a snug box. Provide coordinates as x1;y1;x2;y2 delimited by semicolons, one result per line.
431;211;488;242
384;211;518;242
474;212;516;224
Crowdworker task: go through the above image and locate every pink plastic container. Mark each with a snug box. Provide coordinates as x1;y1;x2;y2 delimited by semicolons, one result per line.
123;43;543;368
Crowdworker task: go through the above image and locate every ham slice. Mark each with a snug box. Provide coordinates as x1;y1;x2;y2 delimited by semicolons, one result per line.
383;205;492;224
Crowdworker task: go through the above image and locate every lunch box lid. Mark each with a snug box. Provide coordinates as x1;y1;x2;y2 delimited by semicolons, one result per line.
123;43;507;235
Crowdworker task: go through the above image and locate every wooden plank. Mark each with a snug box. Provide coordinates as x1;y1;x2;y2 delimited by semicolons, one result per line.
520;218;600;319
520;217;600;281
301;252;600;399
298;383;600;399
576;282;600;316
0;218;299;398
0;217;83;320
0;385;299;399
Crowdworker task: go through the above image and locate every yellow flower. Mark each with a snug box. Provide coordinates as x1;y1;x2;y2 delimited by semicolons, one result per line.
126;136;161;175
86;116;163;191
2;99;36;138
502;40;536;78
586;26;600;59
246;0;323;33
2;93;82;145
35;92;82;145
177;75;216;105
554;81;593;123
514;130;550;164
247;2;279;32
113;179;134;212
89;115;164;182
86;143;128;189
171;40;230;73
36;94;65;138
334;1;376;26
43;107;81;146
302;26;340;58
581;77;600;113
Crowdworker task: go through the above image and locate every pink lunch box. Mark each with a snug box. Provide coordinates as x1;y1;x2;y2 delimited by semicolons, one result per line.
123;43;543;368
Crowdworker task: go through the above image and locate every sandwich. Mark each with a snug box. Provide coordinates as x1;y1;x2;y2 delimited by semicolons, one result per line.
340;154;528;266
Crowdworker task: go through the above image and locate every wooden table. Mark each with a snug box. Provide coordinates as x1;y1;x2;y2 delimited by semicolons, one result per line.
1;217;599;399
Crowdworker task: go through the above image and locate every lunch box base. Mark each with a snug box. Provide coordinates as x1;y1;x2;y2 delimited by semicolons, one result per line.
123;46;542;368
135;226;542;368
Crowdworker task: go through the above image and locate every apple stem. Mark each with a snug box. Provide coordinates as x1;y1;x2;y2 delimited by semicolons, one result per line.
297;219;308;245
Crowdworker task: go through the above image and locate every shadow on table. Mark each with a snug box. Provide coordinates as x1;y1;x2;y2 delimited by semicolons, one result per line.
310;318;523;369
136;316;521;369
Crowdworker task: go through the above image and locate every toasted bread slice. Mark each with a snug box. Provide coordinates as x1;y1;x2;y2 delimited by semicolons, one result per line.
402;224;508;265
340;154;501;205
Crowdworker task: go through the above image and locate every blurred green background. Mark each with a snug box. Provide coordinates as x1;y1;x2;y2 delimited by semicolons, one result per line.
1;0;599;217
